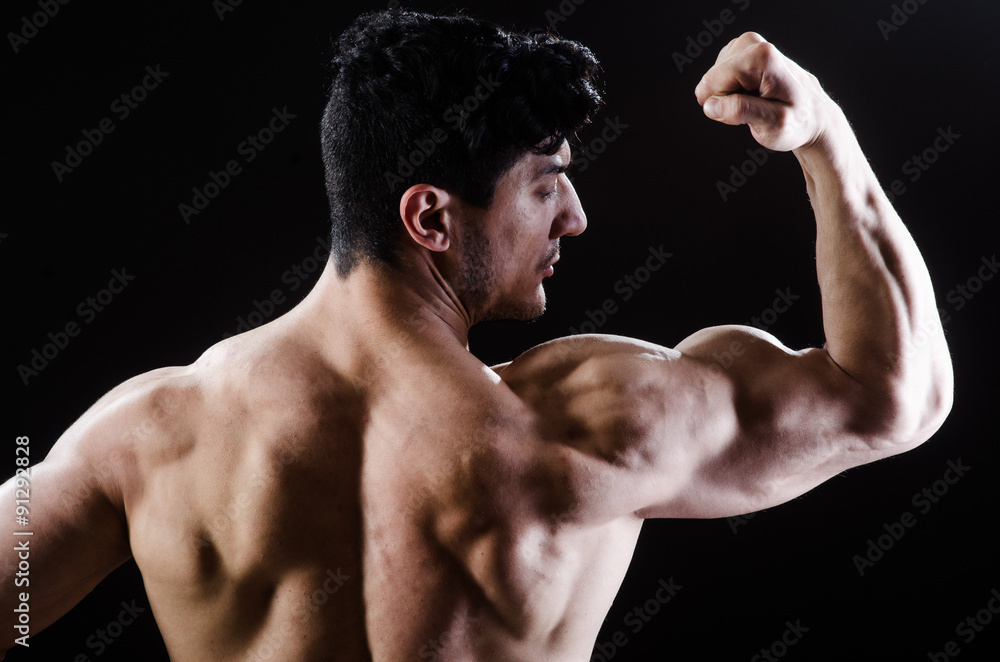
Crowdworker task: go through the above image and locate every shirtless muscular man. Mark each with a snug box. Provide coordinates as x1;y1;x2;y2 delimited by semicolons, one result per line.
1;10;952;661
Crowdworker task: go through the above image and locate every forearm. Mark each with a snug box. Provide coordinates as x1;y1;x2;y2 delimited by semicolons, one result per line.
794;103;953;438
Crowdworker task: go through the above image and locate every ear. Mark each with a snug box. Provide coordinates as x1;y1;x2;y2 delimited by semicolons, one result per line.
399;184;454;253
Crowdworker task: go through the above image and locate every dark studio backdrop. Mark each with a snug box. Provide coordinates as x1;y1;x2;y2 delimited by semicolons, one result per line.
2;0;998;660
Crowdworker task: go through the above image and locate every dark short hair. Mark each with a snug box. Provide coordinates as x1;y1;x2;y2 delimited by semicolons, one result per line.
320;9;603;277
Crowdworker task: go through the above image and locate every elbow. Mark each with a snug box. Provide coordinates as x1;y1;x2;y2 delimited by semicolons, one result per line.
913;346;955;442
865;358;954;451
916;358;955;441
900;323;956;445
907;382;953;447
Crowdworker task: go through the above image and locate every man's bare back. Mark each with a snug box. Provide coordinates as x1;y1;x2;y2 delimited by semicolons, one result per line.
71;272;662;660
22;285;629;659
1;15;953;662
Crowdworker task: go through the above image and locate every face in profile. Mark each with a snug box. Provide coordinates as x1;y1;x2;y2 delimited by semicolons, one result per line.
453;142;587;324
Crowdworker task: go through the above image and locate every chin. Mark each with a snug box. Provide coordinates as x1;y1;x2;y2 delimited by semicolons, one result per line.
479;288;547;323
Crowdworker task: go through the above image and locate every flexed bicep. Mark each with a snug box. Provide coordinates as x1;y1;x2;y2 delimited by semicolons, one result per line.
500;328;911;524
633;325;897;520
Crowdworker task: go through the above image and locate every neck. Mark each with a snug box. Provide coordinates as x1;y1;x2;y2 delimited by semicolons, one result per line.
288;255;474;360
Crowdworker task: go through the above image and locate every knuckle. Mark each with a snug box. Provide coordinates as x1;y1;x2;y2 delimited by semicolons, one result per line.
753;41;780;65
740;31;766;44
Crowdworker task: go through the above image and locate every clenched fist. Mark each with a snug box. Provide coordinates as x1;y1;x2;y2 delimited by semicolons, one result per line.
695;32;838;153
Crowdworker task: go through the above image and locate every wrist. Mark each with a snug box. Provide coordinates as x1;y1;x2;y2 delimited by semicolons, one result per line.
792;98;852;168
791;100;884;209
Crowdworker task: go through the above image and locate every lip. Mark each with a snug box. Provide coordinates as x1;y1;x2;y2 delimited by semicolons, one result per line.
542;254;559;278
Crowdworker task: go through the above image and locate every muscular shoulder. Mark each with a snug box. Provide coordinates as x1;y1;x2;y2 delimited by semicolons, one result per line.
48;328;345;489
68;364;197;443
497;334;698;466
498;334;678;392
39;362;199;515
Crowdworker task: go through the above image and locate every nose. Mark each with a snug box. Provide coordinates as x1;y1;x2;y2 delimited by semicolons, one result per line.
551;174;587;239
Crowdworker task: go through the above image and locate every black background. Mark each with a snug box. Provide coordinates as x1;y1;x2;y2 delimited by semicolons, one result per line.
2;0;998;660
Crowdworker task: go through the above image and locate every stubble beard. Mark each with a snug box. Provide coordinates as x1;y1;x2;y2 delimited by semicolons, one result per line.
458;228;546;324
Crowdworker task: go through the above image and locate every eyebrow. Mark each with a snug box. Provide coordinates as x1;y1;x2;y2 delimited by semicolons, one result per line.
531;161;568;183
